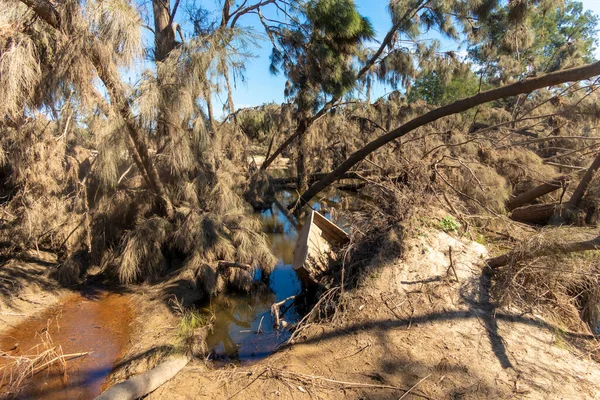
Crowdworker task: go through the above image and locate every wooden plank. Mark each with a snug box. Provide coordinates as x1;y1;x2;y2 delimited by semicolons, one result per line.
292;210;350;282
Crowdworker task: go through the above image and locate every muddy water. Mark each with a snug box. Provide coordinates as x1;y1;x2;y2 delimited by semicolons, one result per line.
0;291;133;399
206;190;349;361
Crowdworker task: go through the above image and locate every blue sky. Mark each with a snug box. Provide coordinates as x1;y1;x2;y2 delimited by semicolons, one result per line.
132;0;600;116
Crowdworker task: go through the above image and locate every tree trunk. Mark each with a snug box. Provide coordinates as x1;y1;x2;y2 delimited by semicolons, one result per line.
567;150;600;208
204;85;217;136
506;176;570;211
296;118;310;192
152;0;176;62
509;203;557;225
292;61;600;209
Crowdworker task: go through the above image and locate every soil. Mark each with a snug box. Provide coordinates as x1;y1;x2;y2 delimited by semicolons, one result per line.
4;233;600;399
0;251;64;334
144;230;600;399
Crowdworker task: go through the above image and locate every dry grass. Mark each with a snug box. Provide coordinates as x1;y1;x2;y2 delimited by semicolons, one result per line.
491;227;600;333
0;321;88;397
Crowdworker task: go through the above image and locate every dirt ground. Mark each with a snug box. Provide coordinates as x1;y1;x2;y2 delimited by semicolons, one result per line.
0;251;65;334
3;235;600;399
145;231;600;399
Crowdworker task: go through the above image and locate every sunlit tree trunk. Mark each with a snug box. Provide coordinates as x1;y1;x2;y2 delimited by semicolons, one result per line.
293;61;600;209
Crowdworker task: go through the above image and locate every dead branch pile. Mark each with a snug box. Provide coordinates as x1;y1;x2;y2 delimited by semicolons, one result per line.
490;227;600;334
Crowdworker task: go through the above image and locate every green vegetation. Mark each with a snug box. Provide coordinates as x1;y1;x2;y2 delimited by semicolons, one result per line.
439;216;461;233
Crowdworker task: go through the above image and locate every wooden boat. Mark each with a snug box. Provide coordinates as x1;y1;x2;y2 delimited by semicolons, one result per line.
293;210;350;284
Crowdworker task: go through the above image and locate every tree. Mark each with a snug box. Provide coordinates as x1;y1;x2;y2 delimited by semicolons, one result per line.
260;0;500;173
0;0;279;287
407;69;481;106
469;0;599;84
267;0;374;191
293;61;600;208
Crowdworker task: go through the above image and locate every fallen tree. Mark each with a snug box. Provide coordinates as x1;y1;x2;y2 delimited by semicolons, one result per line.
291;61;600;209
506;176;570;211
487;235;600;268
96;355;189;400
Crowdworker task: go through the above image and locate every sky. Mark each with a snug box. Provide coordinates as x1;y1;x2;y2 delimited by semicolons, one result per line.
133;0;600;117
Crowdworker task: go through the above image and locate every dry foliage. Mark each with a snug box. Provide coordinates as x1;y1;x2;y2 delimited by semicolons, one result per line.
491;227;600;334
0;321;88;397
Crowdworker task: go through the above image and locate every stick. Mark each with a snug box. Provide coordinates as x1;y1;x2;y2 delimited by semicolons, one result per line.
257;316;264;334
271;295;296;329
268;367;432;399
446;246;459;282
398;374;431;400
226;369;268;400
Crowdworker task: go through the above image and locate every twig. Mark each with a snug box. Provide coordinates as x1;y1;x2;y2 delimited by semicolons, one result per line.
398;374;431;400
226;369;268;400
271;295;296;329
257;316;264;334
334;343;371;360
268;367;433;399
446;246;459;282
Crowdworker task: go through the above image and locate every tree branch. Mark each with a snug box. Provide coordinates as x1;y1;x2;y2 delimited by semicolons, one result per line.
294;61;600;208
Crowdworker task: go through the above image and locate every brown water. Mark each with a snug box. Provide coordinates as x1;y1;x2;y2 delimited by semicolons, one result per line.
0;291;133;399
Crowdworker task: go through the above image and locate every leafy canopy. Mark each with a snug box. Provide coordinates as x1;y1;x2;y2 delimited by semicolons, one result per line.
270;0;374;111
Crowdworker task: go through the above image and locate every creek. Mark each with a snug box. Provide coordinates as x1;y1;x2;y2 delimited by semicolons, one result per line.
0;190;351;398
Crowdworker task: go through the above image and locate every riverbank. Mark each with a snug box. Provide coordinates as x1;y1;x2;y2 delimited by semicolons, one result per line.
147;230;600;399
3;228;600;399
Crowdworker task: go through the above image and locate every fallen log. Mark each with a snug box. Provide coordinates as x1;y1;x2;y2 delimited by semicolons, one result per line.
95;355;189;400
487;235;600;268
506;176;570;211
509;203;557;225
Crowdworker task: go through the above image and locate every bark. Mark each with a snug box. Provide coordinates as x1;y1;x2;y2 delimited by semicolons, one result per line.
296;118;310;192
294;61;600;209
509;203;557;225
152;0;176;62
506;176;570;211
204;85;217;136
96;356;189;400
487;235;600;269
567;150;600;208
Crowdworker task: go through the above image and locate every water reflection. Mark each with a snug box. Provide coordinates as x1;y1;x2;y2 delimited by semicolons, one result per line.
206;190;344;361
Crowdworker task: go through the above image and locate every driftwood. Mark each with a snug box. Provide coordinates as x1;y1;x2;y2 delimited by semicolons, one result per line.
95;355;189;400
506;176;570;211
271;295;296;329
